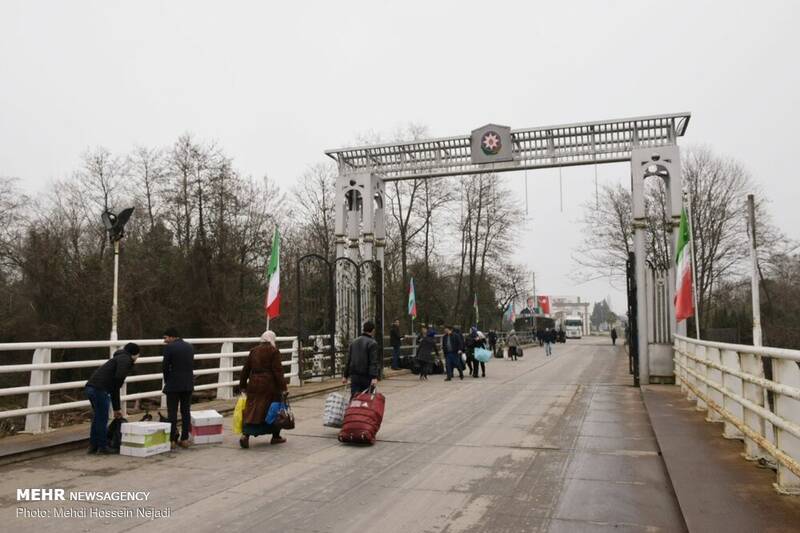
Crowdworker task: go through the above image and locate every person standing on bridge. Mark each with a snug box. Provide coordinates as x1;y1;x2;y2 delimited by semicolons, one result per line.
544;328;555;357
441;325;464;381
415;329;439;380
610;327;618;345
342;321;380;398
85;342;140;454
390;319;402;370
507;330;520;361
162;327;195;450
238;330;288;448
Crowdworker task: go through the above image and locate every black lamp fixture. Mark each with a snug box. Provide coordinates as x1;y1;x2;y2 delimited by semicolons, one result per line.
101;207;135;243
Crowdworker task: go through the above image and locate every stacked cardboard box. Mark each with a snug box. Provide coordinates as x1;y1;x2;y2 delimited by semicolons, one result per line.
119;421;171;457
190;409;224;444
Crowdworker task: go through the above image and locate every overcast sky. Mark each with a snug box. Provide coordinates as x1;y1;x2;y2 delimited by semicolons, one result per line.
2;1;798;314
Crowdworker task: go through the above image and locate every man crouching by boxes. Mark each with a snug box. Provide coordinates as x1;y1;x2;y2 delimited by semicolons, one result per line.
85;342;140;454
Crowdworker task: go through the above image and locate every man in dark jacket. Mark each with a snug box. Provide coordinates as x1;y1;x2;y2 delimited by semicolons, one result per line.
610;327;618;345
85;342;139;454
390;319;402;370
162;327;195;449
342;321;380;397
441;325;464;381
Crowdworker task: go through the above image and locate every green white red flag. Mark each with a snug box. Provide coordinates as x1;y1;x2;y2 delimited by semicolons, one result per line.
265;228;280;320
408;278;417;319
675;208;694;321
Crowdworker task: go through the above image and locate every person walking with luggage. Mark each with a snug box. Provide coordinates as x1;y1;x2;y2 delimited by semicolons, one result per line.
238;330;288;448
441;325;464;381
453;327;467;374
610;327;618;345
507;330;520;361
488;330;498;356
467;327;487;378
342;321;380;398
415;329;439;380
85;342;140;454
162;327;195;450
390;319;402;370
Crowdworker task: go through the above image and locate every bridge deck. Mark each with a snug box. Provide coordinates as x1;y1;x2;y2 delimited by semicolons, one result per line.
4;341;684;532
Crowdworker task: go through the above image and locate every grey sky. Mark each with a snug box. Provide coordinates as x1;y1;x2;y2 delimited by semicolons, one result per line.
2;1;798;314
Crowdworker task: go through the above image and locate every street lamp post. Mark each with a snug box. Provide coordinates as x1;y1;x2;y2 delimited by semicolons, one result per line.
101;208;134;345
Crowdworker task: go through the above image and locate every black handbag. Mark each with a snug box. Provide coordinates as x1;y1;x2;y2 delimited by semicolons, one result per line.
275;396;295;430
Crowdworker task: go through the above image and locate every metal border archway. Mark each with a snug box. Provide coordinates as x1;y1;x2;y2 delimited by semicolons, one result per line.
324;112;691;386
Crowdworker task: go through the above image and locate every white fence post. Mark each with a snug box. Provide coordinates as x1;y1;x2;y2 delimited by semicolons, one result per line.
773;357;800;494
24;348;51;433
741;351;769;462
290;337;301;386
217;341;234;400
695;345;708;411
721;349;744;439
706;347;723;423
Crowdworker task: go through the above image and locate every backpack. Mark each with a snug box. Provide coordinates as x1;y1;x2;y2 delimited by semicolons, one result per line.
107;417;127;451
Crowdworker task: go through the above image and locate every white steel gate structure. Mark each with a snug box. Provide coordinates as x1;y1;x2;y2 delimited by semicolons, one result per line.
326;113;691;384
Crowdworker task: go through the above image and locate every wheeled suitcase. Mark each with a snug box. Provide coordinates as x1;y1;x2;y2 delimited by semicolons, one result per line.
517;347;524;358
338;388;386;445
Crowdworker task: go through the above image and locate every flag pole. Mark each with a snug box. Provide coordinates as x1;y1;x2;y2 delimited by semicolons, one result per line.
686;190;701;339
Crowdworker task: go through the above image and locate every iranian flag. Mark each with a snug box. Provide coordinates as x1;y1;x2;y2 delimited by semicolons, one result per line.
408;278;417;319
675;208;694;321
265;228;281;320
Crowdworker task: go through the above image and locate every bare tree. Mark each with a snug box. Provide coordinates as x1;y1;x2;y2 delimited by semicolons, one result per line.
127;146;165;231
292;162;337;260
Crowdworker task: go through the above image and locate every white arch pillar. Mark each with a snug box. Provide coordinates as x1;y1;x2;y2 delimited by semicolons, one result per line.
630;146;682;384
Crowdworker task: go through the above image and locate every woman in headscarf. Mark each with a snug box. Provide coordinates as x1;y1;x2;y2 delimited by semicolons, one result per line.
238;330;288;448
506;329;520;361
415;329;439;380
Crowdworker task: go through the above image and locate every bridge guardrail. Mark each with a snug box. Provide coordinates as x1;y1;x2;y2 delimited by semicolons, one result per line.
673;334;800;494
0;336;301;434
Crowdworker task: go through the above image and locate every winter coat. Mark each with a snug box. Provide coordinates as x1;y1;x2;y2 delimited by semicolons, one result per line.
86;349;135;411
390;325;402;348
162;339;195;393
344;334;380;379
441;333;463;354
239;343;287;425
415;336;439;364
507;333;520;348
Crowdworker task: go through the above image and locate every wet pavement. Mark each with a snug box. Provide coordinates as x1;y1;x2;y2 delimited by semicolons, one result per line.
1;339;686;532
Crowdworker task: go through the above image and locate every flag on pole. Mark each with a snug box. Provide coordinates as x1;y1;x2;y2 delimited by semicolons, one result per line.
675;207;694;321
265;228;281;320
473;293;479;323
408;278;417;319
504;302;516;324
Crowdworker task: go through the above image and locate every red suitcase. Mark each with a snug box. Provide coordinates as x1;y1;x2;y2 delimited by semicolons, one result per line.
338;389;386;445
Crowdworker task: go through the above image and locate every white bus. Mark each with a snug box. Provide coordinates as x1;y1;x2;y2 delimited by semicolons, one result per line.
564;316;583;339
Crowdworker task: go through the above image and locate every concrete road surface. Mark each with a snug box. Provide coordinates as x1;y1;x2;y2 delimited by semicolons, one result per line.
1;339;685;532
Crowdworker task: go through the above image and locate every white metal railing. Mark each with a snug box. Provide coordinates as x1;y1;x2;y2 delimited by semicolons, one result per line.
673;335;800;494
0;336;301;434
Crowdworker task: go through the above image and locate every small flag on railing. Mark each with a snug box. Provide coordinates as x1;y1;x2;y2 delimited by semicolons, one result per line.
675;207;694;321
408;277;417;319
265;228;281;320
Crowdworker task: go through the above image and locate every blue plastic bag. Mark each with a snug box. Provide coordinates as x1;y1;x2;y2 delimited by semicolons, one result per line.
266;402;287;424
474;348;492;363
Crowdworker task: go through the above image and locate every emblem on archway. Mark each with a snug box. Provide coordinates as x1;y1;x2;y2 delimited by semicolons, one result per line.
480;130;502;155
470;124;513;164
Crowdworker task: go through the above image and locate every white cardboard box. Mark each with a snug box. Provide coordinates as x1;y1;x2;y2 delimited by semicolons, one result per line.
192;434;224;444
120;421;171;435
190;410;223;426
119;443;170;458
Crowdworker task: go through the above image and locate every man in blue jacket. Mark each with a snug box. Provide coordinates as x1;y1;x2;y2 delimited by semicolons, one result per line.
85;342;139;454
162;327;195;449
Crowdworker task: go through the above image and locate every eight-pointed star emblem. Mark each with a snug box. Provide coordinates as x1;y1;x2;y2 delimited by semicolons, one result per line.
481;131;502;155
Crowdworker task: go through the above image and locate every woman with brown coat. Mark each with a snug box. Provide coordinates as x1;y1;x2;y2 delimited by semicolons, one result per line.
238;330;288;448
